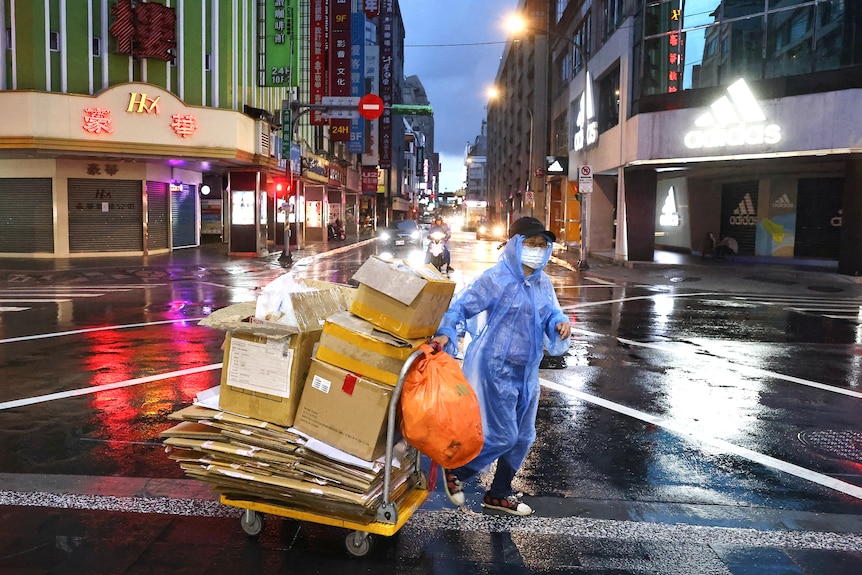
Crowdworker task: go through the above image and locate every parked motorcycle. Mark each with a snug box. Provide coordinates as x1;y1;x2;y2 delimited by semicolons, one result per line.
426;231;449;274
327;219;346;241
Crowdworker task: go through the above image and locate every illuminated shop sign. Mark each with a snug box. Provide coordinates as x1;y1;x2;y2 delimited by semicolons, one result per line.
659;187;680;227
82;91;198;139
684;79;781;149
573;72;597;152
730;193;758;226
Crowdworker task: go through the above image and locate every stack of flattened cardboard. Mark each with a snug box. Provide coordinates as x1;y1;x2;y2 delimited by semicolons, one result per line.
292;257;456;461
161;404;418;524
164;265;454;521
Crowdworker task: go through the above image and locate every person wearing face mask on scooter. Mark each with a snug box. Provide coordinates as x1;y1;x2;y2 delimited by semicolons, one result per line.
430;217;571;516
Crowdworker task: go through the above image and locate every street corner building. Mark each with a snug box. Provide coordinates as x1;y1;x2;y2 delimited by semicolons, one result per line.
484;0;862;275
0;1;420;259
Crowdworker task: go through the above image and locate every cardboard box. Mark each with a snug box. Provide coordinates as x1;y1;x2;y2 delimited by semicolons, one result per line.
198;280;353;426
217;330;319;427
316;311;425;386
294;359;393;461
350;256;456;339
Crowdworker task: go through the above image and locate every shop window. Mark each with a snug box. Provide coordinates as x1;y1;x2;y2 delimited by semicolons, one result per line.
718;16;764;85
49;31;60;52
556;0;569;24
573;13;591;75
92;37;101;57
598;68;620;134
723;0;766;20
602;0;624;40
766;5;814;78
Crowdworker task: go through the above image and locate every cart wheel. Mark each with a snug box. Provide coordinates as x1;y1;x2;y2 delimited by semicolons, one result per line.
240;510;265;537
344;531;373;557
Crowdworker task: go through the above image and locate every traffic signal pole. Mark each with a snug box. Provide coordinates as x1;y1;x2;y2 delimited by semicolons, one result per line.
279;98;431;265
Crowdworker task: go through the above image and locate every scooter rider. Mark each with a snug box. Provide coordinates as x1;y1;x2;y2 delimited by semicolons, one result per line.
426;215;452;270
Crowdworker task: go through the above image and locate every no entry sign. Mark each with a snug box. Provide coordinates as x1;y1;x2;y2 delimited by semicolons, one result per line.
358;93;385;120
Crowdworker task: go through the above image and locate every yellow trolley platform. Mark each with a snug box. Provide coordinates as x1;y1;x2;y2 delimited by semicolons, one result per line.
219;348;430;557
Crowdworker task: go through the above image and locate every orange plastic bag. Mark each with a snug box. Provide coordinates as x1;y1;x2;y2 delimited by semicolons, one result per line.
399;344;483;469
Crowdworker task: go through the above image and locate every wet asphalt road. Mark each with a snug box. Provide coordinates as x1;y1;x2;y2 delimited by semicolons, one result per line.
1;234;862;573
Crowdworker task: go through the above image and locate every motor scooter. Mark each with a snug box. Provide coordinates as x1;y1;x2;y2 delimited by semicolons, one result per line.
425;231;449;274
327;220;346;241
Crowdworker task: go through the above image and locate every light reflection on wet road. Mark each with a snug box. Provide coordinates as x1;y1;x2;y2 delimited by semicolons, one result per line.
1;232;862;521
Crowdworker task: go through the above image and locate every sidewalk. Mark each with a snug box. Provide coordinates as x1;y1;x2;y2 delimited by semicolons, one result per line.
551;245;862;298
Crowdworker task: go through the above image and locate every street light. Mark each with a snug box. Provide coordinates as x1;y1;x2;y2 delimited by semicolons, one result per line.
487;86;534;218
506;13;591;270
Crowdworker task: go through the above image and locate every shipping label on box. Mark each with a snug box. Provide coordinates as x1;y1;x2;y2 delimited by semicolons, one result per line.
294;359;393;461
225;336;295;397
350;256;455;339
219;330;320;427
316;311;424;386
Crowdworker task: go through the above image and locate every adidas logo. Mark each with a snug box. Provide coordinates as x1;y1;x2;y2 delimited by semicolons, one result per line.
574;71;598;152
659;186;680;226
772;193;794;209
684;78;781;149
730;193;758;226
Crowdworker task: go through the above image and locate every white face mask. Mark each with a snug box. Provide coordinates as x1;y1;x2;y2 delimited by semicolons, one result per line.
521;245;547;269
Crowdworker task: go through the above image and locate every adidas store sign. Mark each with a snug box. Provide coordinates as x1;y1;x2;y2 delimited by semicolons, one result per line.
730;193;758;226
684;79;781;150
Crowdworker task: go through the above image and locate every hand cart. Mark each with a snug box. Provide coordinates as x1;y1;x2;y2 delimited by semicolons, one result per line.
220;348;429;557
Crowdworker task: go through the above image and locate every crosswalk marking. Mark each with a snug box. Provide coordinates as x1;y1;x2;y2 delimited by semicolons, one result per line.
0;285;158;312
731;294;862;323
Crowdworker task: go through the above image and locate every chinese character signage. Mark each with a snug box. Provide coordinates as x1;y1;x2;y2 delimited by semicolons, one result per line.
329;1;352;141
309;0;327;125
379;0;393;169
263;0;299;87
346;12;366;153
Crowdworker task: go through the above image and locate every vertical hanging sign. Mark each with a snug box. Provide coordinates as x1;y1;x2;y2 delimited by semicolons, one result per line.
346;12;366;153
379;0;393;169
329;0;352;141
309;0;327;125
364;45;381;167
263;0;298;87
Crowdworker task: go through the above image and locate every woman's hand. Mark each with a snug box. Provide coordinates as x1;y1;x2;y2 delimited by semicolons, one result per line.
555;321;571;340
430;334;449;348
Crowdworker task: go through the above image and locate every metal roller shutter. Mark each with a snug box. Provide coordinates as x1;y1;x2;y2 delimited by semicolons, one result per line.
147;181;169;250
171;183;198;248
719;181;759;256
795;178;843;260
0;178;54;253
68;179;143;253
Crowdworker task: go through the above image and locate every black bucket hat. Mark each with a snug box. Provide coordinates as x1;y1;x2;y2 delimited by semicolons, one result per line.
508;217;556;243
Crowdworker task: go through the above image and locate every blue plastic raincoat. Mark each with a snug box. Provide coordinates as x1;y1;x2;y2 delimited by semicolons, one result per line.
434;235;570;475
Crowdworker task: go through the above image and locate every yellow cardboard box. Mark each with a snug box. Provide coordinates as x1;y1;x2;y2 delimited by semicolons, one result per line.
316;311;425;386
294;359;393;461
216;330;319;427
350;256;455;339
198;280;353;427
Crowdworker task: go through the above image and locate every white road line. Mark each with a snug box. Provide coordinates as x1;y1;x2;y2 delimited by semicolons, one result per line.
540;378;862;501
0;318;208;344
560;291;717;311
0;364;222;411
0;298;72;303
0;307;29;312
2;491;860;550
1;286;146;291
609;332;862;400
